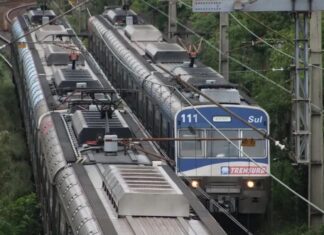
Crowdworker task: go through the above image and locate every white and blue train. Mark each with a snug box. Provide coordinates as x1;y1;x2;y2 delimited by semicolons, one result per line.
88;7;270;214
10;8;224;235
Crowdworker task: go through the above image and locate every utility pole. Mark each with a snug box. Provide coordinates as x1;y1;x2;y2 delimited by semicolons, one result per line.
292;11;310;163
309;11;323;228
219;13;229;80
168;0;177;40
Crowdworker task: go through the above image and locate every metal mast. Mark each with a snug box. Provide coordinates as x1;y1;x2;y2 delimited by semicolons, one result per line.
219;13;229;80
292;12;310;163
192;0;324;229
309;11;324;227
168;0;177;39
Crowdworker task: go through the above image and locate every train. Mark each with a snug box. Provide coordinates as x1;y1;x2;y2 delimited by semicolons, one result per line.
88;6;270;214
11;8;222;235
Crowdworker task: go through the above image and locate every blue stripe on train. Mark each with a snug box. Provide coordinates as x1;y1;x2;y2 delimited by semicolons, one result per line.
176;106;268;129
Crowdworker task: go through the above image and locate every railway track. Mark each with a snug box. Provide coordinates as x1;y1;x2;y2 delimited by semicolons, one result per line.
0;2;36;69
5;2;36;25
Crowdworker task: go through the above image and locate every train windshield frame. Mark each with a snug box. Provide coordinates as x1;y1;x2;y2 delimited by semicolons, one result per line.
178;128;267;158
175;105;270;177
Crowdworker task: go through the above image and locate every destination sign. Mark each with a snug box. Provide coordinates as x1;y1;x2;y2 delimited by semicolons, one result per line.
193;0;324;13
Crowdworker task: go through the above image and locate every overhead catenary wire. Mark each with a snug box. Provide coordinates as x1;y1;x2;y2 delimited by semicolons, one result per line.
160;0;324;112
235;12;324;71
178;0;324;72
91;10;291;156
87;13;258;232
171;79;324;216
242;12;294;45
138;0;324;216
177;0;323;114
229;13;295;60
144;0;291;94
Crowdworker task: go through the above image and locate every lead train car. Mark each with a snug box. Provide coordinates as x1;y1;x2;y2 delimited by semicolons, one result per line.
88;7;270;214
11;9;214;235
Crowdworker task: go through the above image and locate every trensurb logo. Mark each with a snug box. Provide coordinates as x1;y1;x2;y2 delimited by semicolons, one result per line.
221;167;229;175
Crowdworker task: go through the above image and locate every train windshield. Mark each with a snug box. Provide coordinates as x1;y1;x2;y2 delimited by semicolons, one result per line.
179;129;204;157
206;130;239;158
178;129;266;158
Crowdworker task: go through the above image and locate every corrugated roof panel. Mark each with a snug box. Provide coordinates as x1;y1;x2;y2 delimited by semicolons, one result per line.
102;165;189;217
124;25;162;42
145;42;188;63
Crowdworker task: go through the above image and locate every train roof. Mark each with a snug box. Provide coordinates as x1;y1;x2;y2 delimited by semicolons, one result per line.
11;10;221;235
91;15;260;112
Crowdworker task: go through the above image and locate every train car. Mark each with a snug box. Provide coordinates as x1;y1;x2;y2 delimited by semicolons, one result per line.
10;8;222;235
88;7;270;214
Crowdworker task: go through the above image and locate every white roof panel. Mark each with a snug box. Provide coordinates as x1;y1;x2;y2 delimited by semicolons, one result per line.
103;165;189;217
124;25;162;42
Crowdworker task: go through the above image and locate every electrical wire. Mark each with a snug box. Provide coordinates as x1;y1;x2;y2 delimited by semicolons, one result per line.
138;0;324;216
170;78;324;216
242;12;294;45
144;0;292;94
86;14;258;231
55;4;324;231
229;13;295;60
91;13;288;152
178;0;324;72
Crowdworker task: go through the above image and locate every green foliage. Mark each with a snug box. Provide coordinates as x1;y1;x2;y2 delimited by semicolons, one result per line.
0;193;41;235
0;61;40;233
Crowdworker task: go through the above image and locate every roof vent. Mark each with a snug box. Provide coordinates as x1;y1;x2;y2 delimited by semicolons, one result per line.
199;88;241;104
173;66;228;87
53;68;100;94
104;8;138;25
145;42;187;63
72;111;132;145
125;25;162;42
102;165;189;217
28;10;56;24
35;25;68;42
45;45;85;65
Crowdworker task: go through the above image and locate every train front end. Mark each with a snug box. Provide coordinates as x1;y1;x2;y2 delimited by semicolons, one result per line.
175;105;270;214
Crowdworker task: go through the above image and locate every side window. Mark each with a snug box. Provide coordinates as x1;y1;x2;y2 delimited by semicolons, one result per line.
242;130;266;158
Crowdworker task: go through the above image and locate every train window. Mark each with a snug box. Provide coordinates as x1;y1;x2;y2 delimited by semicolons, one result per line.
242;130;266;158
179;129;204;158
206;130;239;158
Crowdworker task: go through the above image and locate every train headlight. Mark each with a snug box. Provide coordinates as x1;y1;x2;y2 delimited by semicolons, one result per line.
191;180;199;189
246;180;255;189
